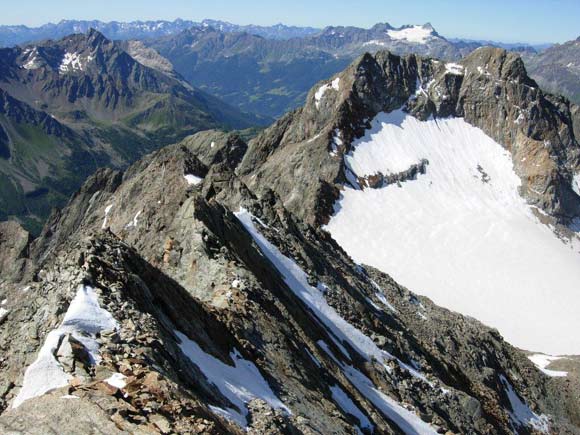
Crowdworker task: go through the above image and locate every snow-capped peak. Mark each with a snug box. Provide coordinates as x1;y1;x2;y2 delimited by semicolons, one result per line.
386;24;438;44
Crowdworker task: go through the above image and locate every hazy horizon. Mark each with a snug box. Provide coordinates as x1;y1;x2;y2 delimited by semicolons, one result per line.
0;0;578;44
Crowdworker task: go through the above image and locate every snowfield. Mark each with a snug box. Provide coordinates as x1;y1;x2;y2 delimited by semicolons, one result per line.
386;25;435;43
325;110;580;355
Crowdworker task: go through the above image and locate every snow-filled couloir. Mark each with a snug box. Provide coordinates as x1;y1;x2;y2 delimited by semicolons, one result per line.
325;110;580;355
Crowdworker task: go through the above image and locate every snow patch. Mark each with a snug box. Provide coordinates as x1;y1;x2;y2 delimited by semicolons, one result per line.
126;210;142;229
500;375;550;433
315;77;340;109
59;52;91;73
13;285;118;408
417;312;428;321
318;344;436;434
386;25;435;44
477;66;492;77
365;297;382;311
102;204;113;229
330;384;373;432
572;173;580;196
326;110;580;355
330;129;343;157
105;373;127;389
343;364;437;434
362;40;388;47
528;354;567;377
305;348;322;367
175;330;290;428
184;174;203;185
445;63;464;75
22;48;41;70
370;280;396;312
307;133;322;143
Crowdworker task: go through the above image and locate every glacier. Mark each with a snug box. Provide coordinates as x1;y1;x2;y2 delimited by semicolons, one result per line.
326;110;580;355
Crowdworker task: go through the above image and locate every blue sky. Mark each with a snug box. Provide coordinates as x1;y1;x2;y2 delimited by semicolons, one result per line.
2;0;578;44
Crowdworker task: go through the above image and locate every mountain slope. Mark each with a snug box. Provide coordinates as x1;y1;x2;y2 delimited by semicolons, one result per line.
0;128;578;433
237;47;580;354
0;29;264;232
325;110;580;354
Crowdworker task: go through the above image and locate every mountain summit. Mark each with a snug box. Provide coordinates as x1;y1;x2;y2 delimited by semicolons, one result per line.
0;30;264;232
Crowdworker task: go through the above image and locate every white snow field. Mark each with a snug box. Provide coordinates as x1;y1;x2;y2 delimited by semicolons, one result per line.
386;25;435;43
175;329;290;428
13;285;118;408
528;354;568;377
325;110;580;355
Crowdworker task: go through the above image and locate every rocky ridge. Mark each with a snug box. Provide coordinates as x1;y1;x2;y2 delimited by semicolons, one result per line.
238;47;580;227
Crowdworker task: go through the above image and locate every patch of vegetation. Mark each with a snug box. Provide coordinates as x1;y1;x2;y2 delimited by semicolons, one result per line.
11;122;59;160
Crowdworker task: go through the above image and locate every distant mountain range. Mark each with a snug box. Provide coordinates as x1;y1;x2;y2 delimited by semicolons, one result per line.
3;19;578;115
0;19;320;47
448;37;549;52
148;23;482;117
0;29;265;232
